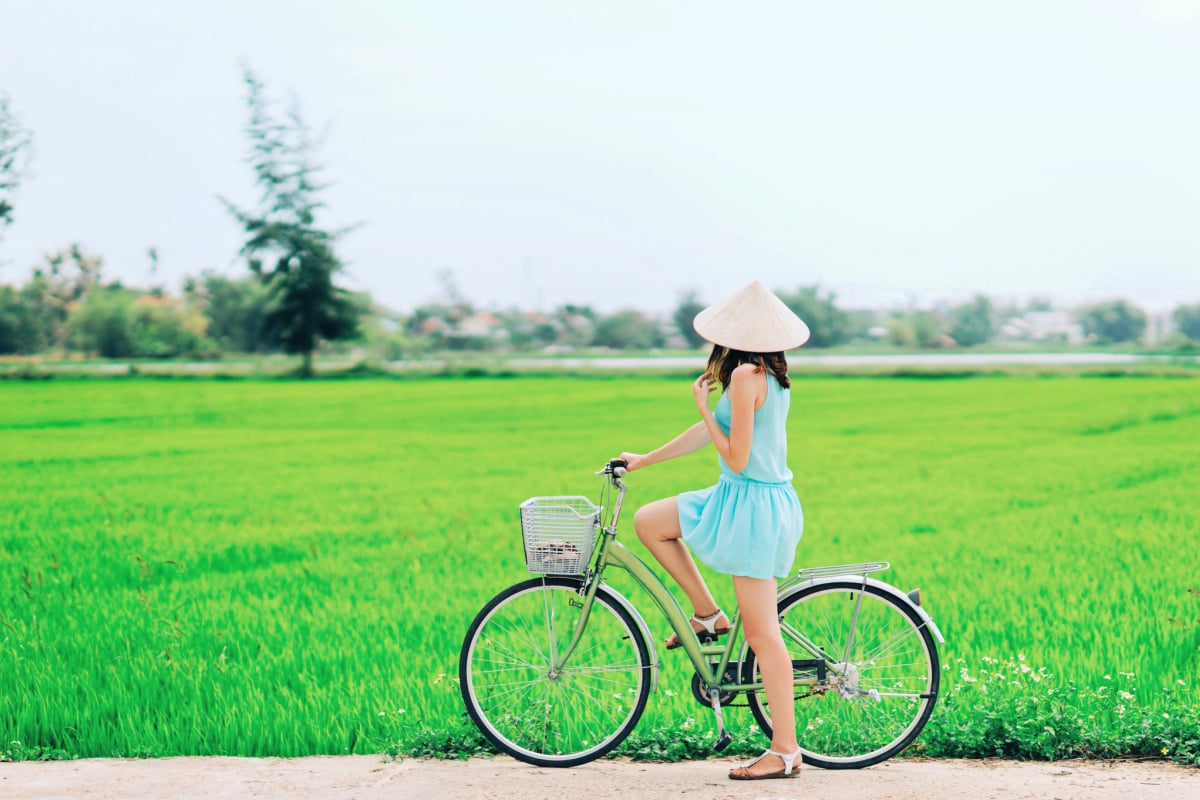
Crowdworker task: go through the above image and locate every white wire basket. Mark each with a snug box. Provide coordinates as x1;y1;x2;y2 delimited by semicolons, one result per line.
520;496;601;575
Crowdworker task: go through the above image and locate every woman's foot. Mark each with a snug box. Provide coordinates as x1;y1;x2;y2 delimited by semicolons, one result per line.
664;609;730;650
728;748;802;780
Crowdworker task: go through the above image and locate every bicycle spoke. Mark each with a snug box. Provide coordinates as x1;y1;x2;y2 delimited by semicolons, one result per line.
462;581;649;766
747;583;939;768
856;626;918;666
562;662;642;676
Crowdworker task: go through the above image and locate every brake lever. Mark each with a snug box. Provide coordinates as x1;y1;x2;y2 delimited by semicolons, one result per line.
595;459;628;479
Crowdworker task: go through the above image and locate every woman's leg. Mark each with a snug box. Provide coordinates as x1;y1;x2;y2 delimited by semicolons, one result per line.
731;575;799;777
633;497;722;620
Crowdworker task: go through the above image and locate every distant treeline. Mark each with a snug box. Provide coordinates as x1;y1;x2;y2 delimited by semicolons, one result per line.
2;254;1199;361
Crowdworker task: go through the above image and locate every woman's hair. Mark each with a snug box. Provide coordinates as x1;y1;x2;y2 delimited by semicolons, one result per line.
706;345;791;390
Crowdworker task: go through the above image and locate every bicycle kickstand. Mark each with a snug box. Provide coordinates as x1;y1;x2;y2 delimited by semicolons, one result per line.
708;688;732;752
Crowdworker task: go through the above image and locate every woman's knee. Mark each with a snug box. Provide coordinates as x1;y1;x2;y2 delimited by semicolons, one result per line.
633;504;658;544
744;626;786;658
634;498;679;544
738;596;784;655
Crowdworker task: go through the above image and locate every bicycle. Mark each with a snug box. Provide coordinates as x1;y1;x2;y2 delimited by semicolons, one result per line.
459;459;945;769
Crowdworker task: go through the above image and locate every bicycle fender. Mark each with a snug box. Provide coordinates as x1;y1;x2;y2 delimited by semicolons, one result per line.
598;584;662;693
780;575;946;644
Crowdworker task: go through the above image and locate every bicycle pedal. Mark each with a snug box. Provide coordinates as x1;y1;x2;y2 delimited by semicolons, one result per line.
713;732;732;752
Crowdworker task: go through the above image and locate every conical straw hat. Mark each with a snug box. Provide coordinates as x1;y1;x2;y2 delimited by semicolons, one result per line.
693;280;810;351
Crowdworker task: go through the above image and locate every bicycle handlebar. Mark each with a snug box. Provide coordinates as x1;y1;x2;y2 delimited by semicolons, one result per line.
596;459;628;482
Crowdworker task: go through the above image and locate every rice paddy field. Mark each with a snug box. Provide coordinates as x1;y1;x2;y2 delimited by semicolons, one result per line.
2;374;1198;763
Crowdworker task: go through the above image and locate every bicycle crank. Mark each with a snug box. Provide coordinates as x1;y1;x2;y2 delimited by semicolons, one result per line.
708;688;732;752
690;666;740;708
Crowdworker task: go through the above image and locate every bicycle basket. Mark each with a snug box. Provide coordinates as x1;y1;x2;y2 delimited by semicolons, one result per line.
520;496;601;575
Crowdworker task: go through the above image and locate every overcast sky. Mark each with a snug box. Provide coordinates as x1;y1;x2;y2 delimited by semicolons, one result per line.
2;1;1198;313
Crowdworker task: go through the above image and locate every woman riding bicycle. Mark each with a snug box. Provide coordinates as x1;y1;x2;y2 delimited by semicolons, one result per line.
620;280;808;781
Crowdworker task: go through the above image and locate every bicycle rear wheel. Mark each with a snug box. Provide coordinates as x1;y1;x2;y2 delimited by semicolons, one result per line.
459;576;651;767
745;581;940;769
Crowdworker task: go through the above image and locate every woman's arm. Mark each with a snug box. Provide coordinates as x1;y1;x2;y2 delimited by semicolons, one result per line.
620;421;711;472
694;363;761;474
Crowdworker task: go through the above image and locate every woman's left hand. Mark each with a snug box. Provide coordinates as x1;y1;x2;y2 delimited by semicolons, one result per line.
692;371;716;412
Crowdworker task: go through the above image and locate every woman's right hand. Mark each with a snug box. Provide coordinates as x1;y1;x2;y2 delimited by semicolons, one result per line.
619;452;647;472
692;371;717;414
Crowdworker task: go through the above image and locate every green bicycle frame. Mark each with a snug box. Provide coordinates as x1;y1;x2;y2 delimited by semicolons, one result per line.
551;520;848;695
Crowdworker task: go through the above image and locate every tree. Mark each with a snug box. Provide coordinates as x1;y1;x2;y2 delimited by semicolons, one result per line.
592;310;666;350
673;290;707;348
1173;302;1200;342
0;92;34;245
68;287;137;358
220;68;359;377
1078;300;1146;344
0;281;53;355
554;305;596;349
887;310;943;349
186;270;272;353
949;294;994;347
776;285;851;348
911;311;943;349
19;244;106;351
0;284;24;353
128;294;212;358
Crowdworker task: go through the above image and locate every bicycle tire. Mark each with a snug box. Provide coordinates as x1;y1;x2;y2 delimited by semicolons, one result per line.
744;580;940;769
459;576;652;767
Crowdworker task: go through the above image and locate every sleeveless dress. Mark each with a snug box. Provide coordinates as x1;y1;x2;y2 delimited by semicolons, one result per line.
676;376;804;579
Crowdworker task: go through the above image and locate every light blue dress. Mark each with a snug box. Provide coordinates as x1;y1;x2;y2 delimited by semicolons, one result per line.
677;375;804;579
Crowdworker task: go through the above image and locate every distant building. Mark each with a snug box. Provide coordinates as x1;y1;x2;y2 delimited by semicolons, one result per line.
1144;310;1176;345
458;312;502;337
419;317;449;335
1001;311;1085;345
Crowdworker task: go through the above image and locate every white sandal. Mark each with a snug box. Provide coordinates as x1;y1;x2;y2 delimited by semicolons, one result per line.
664;608;730;650
728;747;802;780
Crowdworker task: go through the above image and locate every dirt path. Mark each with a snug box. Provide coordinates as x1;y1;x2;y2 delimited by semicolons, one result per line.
3;755;1196;800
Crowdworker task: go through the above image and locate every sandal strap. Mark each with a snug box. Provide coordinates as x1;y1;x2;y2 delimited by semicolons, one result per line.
765;748;801;775
690;609;727;635
732;748;801;778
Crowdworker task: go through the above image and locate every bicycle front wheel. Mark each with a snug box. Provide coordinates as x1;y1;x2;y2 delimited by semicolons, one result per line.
459;576;651;767
745;581;940;769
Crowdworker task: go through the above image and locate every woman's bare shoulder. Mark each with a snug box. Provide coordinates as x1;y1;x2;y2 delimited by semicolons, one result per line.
730;362;765;381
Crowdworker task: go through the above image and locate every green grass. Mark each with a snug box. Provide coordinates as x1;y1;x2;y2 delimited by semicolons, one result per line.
1;376;1198;762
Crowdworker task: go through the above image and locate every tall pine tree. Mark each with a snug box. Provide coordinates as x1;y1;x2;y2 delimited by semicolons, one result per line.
221;68;358;377
0;92;34;245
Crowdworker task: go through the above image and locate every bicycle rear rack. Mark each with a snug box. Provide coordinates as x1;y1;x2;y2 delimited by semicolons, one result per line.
792;561;890;582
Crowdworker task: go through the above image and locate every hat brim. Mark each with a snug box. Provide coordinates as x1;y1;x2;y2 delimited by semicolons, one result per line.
693;281;810;351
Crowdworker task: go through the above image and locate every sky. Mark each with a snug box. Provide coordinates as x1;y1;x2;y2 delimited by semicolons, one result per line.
1;0;1198;314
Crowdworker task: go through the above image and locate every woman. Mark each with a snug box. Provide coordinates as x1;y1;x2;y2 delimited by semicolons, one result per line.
619;280;807;781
